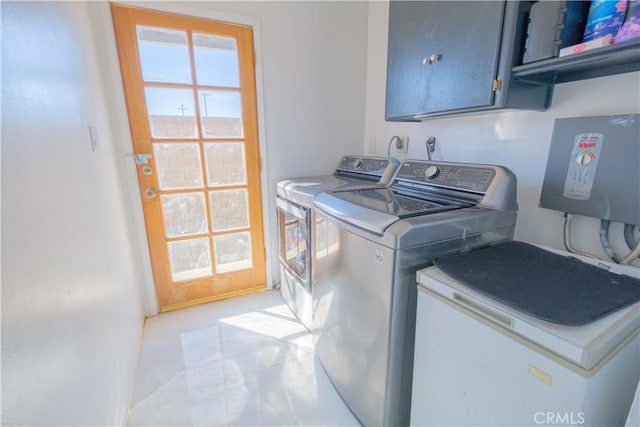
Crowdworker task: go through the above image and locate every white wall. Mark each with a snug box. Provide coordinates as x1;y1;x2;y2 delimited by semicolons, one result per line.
108;1;369;293
1;2;146;425
365;1;640;264
0;1;368;421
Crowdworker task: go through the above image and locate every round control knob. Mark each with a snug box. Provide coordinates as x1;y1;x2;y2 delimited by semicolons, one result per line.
425;166;440;179
353;159;364;169
575;151;595;166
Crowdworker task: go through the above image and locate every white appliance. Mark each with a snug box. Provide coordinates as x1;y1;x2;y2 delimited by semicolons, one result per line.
413;250;640;427
276;156;397;330
312;160;518;426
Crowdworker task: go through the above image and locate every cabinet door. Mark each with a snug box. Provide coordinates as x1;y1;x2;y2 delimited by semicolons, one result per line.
428;1;505;113
386;1;436;120
386;1;505;119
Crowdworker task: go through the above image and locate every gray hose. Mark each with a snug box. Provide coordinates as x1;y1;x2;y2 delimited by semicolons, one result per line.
624;224;639;250
599;220;620;264
563;213;598;258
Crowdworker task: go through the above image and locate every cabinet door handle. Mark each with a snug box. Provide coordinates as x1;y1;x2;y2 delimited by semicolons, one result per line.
422;54;441;65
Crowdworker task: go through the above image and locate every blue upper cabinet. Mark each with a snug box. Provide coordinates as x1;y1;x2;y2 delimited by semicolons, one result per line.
385;1;552;121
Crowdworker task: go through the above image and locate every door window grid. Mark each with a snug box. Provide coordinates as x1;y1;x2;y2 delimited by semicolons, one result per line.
137;24;252;279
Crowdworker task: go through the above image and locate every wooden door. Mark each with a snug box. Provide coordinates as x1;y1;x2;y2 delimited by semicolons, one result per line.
111;5;265;311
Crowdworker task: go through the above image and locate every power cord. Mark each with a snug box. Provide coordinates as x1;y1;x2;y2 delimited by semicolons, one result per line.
620;238;640;265
599;220;621;263
563;213;598;258
387;136;401;156
624;224;640;250
562;213;640;265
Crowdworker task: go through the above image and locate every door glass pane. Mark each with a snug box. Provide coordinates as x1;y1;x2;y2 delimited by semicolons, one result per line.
161;193;207;237
213;232;252;273
153;143;203;190
204;143;246;187
209;189;249;231
198;90;243;138
136;26;192;84
145;87;197;139
193;33;239;87
168;237;212;282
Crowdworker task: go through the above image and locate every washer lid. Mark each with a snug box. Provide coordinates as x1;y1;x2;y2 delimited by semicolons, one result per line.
277;175;383;207
276;156;399;207
314;188;471;234
418;259;640;370
277;175;348;206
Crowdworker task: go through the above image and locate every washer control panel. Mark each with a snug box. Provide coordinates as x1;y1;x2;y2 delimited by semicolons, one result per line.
396;161;496;193
337;156;392;176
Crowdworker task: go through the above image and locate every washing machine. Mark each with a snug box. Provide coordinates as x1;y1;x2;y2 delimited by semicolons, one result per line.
312;159;518;426
276;155;397;330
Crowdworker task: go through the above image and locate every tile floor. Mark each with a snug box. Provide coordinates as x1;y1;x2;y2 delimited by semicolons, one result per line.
128;290;361;426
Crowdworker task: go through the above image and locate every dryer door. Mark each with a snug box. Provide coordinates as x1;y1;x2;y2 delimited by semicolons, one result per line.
276;197;311;286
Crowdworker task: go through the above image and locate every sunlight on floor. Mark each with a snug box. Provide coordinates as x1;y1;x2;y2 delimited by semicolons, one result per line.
128;290;360;426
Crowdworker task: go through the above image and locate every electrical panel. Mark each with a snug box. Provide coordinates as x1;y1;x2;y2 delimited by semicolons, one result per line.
539;114;640;225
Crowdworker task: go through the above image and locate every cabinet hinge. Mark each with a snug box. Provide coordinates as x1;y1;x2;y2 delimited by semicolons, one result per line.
492;78;502;93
